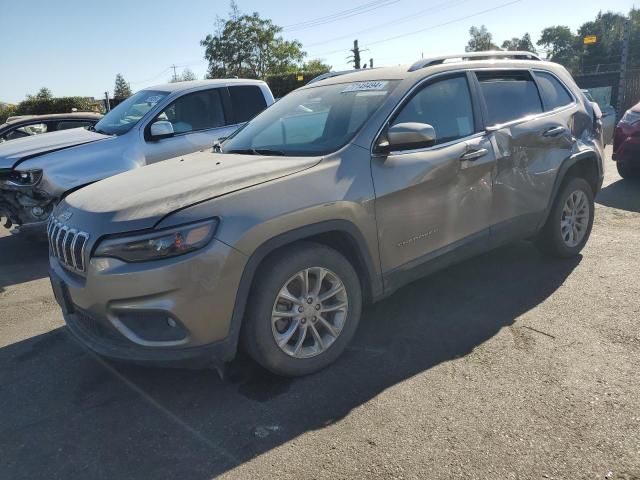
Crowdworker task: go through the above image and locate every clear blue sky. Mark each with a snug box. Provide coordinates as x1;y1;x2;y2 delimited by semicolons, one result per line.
0;0;635;103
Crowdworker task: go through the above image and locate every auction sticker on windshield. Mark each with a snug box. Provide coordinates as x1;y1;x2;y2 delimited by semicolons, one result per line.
342;81;388;93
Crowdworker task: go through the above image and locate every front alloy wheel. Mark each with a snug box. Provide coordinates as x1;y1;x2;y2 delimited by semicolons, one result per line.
243;242;362;376
272;267;348;358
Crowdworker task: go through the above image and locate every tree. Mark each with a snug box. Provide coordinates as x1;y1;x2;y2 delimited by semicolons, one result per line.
201;1;306;79
170;68;198;83
537;26;580;71
26;87;53;101
501;33;535;52
578;12;627;73
465;25;500;52
302;58;332;73
113;73;132;99
0;104;17;124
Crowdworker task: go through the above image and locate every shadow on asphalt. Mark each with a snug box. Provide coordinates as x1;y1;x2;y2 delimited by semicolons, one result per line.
596;177;640;213
0;241;581;480
0;233;49;292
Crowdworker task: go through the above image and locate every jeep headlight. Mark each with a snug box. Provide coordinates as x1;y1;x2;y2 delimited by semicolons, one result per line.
0;169;43;187
94;219;218;262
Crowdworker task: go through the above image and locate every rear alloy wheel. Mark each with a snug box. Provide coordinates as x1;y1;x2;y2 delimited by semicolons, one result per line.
560;189;590;248
536;177;594;258
243;242;362;376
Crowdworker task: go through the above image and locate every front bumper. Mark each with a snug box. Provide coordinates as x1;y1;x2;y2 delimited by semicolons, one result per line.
49;237;248;366
612;124;640;163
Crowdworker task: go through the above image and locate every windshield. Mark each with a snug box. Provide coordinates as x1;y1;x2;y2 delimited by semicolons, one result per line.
95;89;169;135
223;80;398;156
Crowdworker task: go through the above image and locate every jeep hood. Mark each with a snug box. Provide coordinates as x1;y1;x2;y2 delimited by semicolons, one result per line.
64;150;320;232
0;128;109;169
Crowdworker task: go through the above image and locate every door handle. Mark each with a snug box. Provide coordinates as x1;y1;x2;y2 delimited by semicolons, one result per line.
460;148;488;161
542;126;565;137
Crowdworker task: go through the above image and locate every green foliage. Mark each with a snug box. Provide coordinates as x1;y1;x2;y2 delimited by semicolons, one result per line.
0;104;17;124
14;97;99;116
537;25;579;70
201;1;306;79
265;71;329;98
170;67;198;83
465;25;500;52
302;59;332;73
113;73;132;99
26;87;53;101
501;33;535;52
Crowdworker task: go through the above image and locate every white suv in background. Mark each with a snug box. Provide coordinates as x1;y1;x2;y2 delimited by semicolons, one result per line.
0;79;274;234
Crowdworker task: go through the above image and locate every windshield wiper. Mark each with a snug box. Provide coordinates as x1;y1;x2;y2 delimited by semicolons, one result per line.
226;148;286;156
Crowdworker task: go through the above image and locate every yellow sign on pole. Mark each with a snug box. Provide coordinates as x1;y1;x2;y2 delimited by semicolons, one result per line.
297;74;304;81
584;35;597;45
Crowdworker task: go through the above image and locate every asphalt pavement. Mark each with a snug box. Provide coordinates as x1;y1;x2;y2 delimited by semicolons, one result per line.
1;147;639;479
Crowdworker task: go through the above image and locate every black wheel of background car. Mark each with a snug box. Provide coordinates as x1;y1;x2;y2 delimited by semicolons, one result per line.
242;241;362;376
616;158;639;179
536;177;595;258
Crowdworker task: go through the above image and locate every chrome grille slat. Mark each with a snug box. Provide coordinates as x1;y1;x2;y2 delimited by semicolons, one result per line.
47;218;90;273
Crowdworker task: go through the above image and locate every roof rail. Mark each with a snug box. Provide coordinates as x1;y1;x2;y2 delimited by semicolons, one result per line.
408;51;541;72
308;68;380;84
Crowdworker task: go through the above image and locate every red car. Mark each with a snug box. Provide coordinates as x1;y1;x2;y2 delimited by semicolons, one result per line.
613;102;640;179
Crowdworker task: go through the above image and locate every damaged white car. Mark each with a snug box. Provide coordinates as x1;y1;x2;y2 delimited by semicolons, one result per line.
0;79;273;235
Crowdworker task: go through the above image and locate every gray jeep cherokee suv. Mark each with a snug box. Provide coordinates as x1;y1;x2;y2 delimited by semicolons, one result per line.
48;52;604;376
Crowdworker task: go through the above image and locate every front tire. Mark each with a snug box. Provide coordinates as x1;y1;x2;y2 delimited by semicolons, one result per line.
616;158;639;179
243;242;362;376
536;177;594;258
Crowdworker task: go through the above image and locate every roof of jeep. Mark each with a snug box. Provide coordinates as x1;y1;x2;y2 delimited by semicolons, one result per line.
145;78;267;93
304;58;566;88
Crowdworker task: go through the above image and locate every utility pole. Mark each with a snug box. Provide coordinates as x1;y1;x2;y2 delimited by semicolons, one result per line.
617;17;631;118
104;91;110;112
171;64;178;82
347;40;361;69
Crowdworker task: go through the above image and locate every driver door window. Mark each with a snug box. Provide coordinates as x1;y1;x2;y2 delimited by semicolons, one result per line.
392;75;476;145
155;89;225;135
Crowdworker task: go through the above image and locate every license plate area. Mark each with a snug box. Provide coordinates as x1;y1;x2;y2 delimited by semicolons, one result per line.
49;272;74;315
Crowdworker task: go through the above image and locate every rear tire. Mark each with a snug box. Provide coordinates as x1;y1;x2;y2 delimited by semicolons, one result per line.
616;158;639;179
242;242;362;376
536;177;594;258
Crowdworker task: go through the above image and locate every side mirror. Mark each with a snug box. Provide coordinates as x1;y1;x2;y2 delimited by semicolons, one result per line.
377;122;436;153
149;120;174;140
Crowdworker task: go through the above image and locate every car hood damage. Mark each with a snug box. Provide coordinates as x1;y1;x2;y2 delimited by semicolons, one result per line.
63;151;320;233
0;128;109;170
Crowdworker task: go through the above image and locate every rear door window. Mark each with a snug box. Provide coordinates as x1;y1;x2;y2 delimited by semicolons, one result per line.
228;85;267;123
476;71;543;126
54;120;95;131
392;75;476;145
534;71;574;111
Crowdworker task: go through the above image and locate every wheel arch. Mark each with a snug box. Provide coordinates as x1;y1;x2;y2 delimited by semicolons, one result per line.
538;149;602;229
221;220;382;360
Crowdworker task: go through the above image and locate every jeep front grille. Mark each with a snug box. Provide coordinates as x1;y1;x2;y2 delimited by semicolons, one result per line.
47;217;90;272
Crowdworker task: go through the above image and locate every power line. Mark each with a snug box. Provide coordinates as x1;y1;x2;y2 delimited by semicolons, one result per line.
366;0;523;47
308;0;523;58
283;0;399;31
129;67;172;85
304;0;471;48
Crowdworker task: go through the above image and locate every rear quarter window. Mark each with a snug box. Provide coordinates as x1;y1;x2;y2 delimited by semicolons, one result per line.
534;71;574;111
229;85;268;123
476;71;543;126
